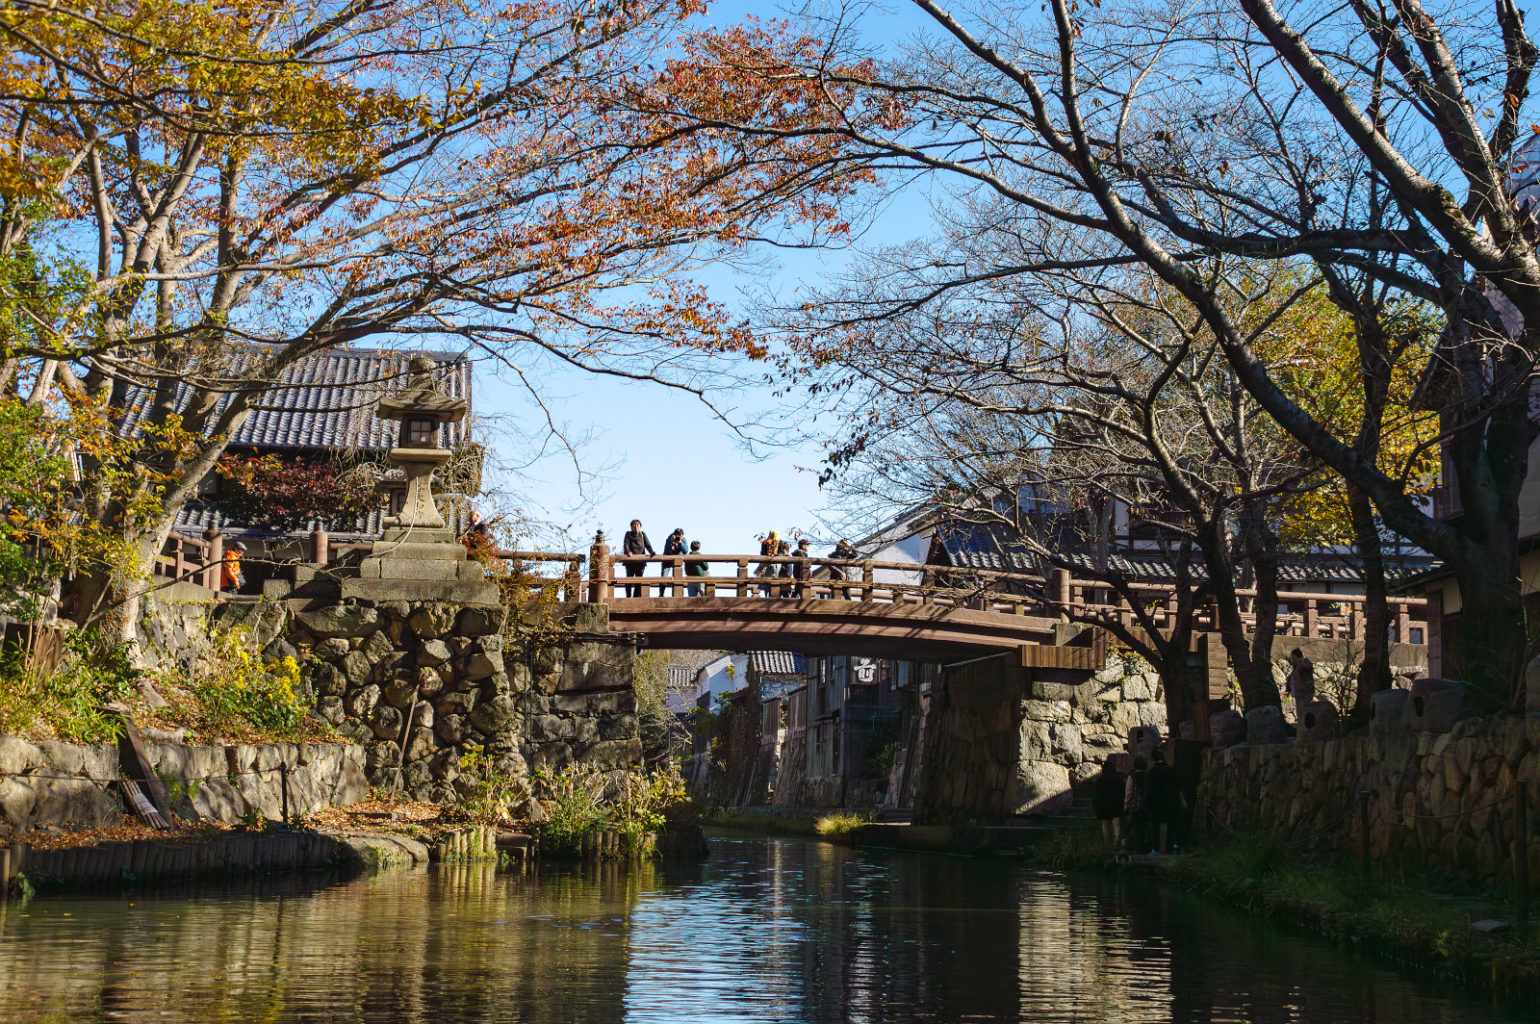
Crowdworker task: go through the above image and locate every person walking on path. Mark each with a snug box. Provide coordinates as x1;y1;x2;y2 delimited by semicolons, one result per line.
1091;761;1126;848
1144;749;1184;854
622;519;654;597
1286;648;1316;711
685;540;709;597
756;531;780;597
662;528;688;579
828;538;860;599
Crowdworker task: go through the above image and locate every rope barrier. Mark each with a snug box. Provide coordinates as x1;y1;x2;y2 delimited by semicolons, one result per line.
0;763;300;785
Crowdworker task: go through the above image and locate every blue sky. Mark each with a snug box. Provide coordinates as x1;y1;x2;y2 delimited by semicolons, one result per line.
475;2;934;554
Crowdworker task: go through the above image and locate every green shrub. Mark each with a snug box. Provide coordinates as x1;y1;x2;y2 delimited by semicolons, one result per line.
0;629;140;742
532;764;608;857
167;621;308;740
532;764;692;858
448;742;528;824
814;811;869;837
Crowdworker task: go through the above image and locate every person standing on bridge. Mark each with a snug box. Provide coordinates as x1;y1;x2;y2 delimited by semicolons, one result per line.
662;528;688;576
685;540;709;597
790;537;812;597
756;531;779;597
828;538;859;599
775;538;794;596
622;519;654;597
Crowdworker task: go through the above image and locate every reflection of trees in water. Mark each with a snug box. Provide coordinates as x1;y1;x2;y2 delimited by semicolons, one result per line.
0;865;644;1024
0;844;1523;1023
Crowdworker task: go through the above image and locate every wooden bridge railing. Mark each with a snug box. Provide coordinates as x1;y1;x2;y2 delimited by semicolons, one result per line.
577;540;1428;645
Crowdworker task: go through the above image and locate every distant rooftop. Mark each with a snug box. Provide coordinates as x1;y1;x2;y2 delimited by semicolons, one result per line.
120;346;474;453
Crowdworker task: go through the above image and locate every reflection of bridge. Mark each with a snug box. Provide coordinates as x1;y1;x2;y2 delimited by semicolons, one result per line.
506;545;1429;668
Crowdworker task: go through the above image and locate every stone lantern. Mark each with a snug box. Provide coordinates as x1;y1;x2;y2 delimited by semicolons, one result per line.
376;355;466;537
354;354;490;590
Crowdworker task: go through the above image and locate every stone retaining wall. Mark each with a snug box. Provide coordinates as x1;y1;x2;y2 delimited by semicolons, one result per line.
0;735;367;834
284;595;639;806
1201;714;1540;885
915;651;1165;823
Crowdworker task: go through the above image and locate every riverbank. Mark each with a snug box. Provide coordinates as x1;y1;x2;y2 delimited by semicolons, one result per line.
2;799;531;894
1145;839;1540;1003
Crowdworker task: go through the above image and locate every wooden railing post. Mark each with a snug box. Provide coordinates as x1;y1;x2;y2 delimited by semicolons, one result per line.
1395;601;1411;645
310;528;329;566
737;558;749;598
588;531;611;604
1051;568;1071;622
672;556;684;597
171;535;185;583
201;528;223;592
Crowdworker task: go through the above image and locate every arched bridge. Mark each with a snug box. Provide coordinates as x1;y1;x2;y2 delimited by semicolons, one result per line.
499;547;1428;669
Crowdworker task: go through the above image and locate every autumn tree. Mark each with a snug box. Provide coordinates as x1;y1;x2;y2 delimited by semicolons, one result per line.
661;0;1540;709
0;1;876;658
811;251;1344;715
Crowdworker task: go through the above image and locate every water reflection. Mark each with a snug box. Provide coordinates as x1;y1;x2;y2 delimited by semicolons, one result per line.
0;833;1527;1023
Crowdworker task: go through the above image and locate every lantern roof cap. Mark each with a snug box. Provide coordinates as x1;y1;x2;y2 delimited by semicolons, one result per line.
376;354;468;423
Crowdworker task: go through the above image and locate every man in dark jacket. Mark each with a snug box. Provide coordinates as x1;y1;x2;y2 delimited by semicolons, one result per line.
790;537;812;597
662;528;688;576
622;519;653;597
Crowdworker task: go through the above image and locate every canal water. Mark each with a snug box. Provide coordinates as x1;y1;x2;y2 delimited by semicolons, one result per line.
0;831;1529;1023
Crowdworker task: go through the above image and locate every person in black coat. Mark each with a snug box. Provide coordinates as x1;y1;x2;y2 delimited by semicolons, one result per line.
621;519;653;597
1144;748;1184;853
828;538;859;599
662;528;687;577
1091;761;1126;847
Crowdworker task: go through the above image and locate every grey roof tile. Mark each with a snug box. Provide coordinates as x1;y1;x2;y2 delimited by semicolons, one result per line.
119;345;473;453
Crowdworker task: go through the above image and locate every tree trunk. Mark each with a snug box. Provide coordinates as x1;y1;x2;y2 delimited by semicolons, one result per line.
1449;556;1528;712
1347;487;1391;729
1200;522;1279;711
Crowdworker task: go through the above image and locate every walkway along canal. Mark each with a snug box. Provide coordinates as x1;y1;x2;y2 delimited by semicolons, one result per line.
0;832;1530;1023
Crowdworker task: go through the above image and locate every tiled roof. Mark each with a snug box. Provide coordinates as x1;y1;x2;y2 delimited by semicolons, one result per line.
934;520;1435;585
1049;550;1434;586
172;500;474;542
935;522;1039;573
748;651;806;676
119;346;473;452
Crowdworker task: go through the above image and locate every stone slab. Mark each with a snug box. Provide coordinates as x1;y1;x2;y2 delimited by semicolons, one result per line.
340;579;502;605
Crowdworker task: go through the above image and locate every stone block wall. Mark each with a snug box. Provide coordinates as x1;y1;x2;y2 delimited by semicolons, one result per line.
286;594;639;804
0;737;122;833
1201;714;1540;886
914;651;1166;824
146;740;367;823
521;607;641;773
0;735;367;834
